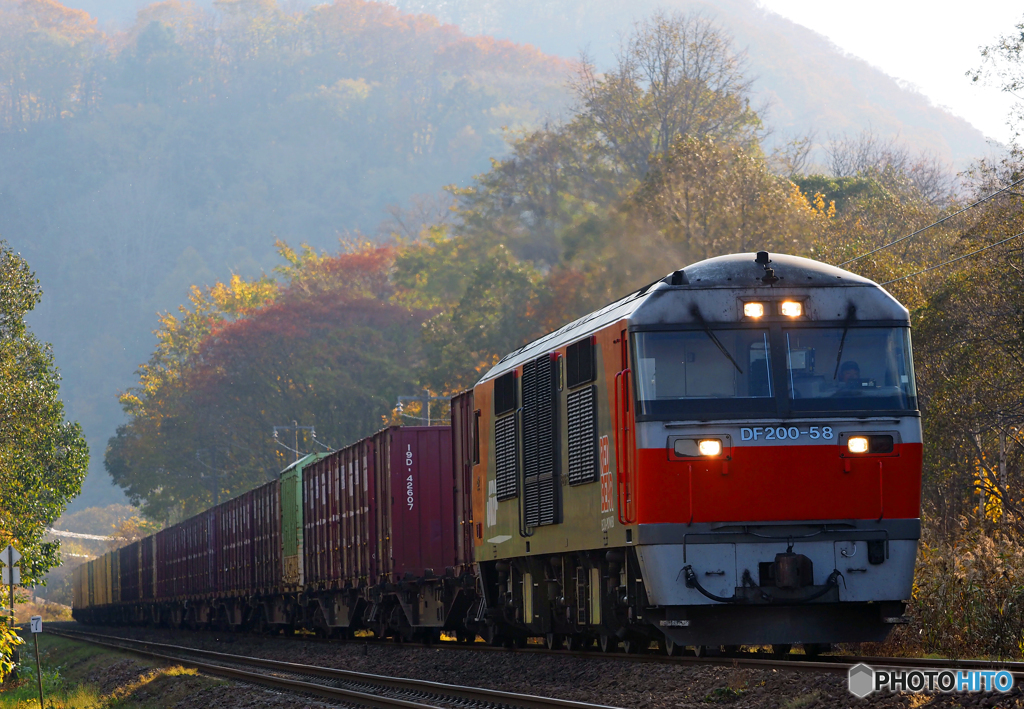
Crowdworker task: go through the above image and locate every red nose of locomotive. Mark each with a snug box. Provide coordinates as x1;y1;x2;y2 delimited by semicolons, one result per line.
622;253;921;646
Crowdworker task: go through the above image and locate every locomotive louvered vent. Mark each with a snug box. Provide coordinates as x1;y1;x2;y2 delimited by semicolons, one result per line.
494;371;516;416
566;337;595;389
524;474;559;527
494;414;518;500
567;385;598;485
522;354;560;526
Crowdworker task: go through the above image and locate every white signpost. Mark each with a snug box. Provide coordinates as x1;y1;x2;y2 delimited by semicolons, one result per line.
0;566;19;585
29;615;44;708
1;545;21;586
1;545;21;622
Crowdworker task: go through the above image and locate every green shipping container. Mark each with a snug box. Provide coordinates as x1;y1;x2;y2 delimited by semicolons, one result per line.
280;452;329;589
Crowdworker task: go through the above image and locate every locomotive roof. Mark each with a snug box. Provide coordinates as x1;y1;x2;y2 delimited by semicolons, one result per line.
478;252;905;384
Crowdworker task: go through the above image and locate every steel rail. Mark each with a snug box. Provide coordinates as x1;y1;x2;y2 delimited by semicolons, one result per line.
50;628;621;709
52;625;1024;682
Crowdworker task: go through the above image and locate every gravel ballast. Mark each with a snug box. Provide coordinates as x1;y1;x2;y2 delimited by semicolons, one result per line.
52;623;1024;708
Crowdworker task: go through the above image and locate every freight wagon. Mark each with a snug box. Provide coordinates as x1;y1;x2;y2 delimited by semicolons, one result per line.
74;426;478;642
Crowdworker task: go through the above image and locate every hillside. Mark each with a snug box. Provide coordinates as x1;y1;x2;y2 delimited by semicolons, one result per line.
389;0;994;167
1;0;570;508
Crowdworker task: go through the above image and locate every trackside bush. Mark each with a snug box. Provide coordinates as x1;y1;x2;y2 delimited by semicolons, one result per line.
0;624;24;682
884;529;1024;659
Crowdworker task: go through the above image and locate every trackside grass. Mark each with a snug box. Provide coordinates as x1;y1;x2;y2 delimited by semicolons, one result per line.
0;634;220;709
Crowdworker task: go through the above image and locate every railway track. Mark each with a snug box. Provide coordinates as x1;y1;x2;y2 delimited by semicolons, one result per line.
49;628;621;709
51;624;1024;686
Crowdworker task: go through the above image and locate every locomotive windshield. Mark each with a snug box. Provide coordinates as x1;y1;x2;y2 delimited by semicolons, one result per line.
632;326;917;417
633;329;777;416
785;327;916;411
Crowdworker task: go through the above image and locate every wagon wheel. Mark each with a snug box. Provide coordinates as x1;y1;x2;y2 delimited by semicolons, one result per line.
598;634;618;653
772;643;792;657
544;633;563;650
214;607;230;633
563;634;585;651
386;606;411;643
803;643;828;658
312;607;330;639
251;608;269;636
483;623;503;647
622;636;648;654
455;630;473;644
662;636;682;656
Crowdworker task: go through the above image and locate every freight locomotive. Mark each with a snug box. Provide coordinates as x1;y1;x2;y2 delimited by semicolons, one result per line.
73;252;922;654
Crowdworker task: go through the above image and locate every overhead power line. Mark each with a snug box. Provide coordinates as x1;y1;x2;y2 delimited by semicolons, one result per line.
840;176;1024;267
46;529;111;541
880;229;1024;286
274;439;306;458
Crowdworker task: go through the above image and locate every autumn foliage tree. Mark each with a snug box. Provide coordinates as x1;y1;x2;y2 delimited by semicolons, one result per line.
392;13;831;392
106;242;427;521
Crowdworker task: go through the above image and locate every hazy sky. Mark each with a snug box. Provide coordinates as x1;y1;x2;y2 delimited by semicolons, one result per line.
758;0;1022;146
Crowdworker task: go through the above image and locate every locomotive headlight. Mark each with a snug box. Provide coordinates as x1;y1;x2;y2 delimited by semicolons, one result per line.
847;436;870;454
743;302;765;318
698;439;723;456
780;301;803;317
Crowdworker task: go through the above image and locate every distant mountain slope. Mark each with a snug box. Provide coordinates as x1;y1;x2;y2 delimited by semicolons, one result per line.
389;0;994;167
1;0;570;510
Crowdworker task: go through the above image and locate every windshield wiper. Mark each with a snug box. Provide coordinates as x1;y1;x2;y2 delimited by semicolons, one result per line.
689;305;743;374
832;304;857;379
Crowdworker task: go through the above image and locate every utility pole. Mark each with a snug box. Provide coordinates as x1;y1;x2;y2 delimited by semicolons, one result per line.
396;390;447;426
195;448;228;506
273;422;315;463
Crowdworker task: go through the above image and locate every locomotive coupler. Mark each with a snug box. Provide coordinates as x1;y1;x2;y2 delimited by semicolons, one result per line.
774;551;813;589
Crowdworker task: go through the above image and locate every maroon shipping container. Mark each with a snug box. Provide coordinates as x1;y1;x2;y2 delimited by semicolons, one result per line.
215;490;253;594
374;426;455;580
154;526;172;599
119;541;141;603
303;438;378;589
156;511;214;599
141;536;155;600
302;426;456;588
253;479;282;592
450;390;476;569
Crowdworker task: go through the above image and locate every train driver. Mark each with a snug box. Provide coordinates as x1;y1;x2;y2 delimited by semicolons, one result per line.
838;361;861;387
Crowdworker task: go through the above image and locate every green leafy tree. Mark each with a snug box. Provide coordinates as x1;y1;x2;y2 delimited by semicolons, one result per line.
0;240;87;684
572;10;761;178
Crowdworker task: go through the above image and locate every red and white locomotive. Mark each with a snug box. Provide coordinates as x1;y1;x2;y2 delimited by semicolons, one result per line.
471;252;920;652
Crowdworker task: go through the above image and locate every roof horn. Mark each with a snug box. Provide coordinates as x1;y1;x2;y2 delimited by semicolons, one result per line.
755;251;779;284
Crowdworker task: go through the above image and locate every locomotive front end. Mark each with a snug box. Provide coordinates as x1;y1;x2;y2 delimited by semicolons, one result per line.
629;253;922;648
